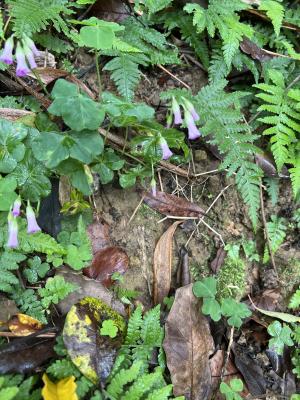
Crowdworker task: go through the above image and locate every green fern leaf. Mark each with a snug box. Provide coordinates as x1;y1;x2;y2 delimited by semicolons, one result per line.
11;288;46;323
263;215;287;263
8;0;73;38
254;69;300;172
146;385;173;400
143;0;173;14
265;177;279;206
125;305;143;345
289;157;300;199
122;369;163;400
38;275;77;308
104;54;147;101
259;0;285;36
0;252;26;293
107;361;142;398
47;359;80;380
289;287;300;309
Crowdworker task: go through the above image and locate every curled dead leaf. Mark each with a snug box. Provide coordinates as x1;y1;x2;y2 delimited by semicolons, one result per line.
144;191;206;218
8;313;43;336
83;246;129;287
153;221;182;305
0;108;35;123
163;284;214;400
87;220;111;254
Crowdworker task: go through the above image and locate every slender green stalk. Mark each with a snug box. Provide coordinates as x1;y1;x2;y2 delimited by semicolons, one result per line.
95;50;102;100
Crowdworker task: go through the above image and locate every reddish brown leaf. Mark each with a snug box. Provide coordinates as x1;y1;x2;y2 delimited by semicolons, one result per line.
8;314;43;336
144;191;206;218
210;248;227;274
153;221;182;305
240;37;273;61
252;288;281;312
255;153;289;178
163;284;214;400
87;220;111;255
83;246;128;287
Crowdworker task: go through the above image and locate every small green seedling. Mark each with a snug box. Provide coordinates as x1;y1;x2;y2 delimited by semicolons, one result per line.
267;320;294;355
100;319;118;339
220;378;243;400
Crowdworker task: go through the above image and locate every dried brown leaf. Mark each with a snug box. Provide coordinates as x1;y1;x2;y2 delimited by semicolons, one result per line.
210;248;227;274
83;246;129;287
144;191;206;218
0;108;35;122
163;284;214;400
87;220;111;254
153;221;182;305
240;38;273;61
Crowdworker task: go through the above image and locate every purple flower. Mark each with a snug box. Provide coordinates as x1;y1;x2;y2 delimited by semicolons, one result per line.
160;139;173;160
16;43;30;77
7;213;18;249
23;36;40;57
12;197;21;217
150;178;157;197
23;45;37;69
184;109;201;140
26;202;41;234
172;97;183;125
0;36;14;65
182;98;200;121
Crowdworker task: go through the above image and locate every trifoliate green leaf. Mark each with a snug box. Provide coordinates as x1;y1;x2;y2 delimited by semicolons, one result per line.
267;320;294;355
193;277;217;298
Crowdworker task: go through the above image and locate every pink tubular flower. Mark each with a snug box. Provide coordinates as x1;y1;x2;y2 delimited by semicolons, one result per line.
184;109;201;140
182;98;200;121
160;138;173;160
172;97;183;125
23;36;40;57
150;178;157;197
12;197;21;217
0;36;14;65
26;202;41;234
23;45;37;69
7;213;18;249
16;43;30;77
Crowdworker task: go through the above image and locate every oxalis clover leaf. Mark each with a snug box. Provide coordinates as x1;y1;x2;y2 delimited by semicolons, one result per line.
48;79;104;131
193;277;251;325
220;379;244;400
221;298;251;328
100;319;119;338
268;320;294;355
0;176;18;211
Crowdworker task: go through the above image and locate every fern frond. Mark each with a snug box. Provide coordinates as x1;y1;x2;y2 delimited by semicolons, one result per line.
8;0;73;38
289;287;300;309
107;361;142;398
289;157;300;199
254;69;300;172
259;0;285;36
0;252;26;293
263;215;287;263
104;54;148;101
184;0;253;66
146;385;173;400
11;288;46;323
143;0;173;14
125;305;143;345
265;177;279;206
122;369;163;400
47;359;80;380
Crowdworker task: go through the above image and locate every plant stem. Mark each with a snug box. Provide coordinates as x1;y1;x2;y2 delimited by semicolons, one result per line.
95;51;102;100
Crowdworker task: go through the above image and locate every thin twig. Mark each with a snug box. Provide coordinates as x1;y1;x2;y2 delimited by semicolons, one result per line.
259;182;278;275
221;327;235;380
0;332;56;338
157;64;191;89
127;195;145;225
185;184;231;247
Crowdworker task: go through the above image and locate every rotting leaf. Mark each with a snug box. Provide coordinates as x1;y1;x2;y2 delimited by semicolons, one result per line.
240;37;273;61
87;220;111;254
143;191;206;218
0;330;56;374
42;374;78;400
153;221;182;305
250;298;300;323
163;284;214;400
83;246;129;287
63;296;125;383
8;313;43;336
210;248;227;274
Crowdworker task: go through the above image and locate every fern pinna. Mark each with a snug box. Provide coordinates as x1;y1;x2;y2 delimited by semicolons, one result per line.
162;81;263;228
254;69;300;198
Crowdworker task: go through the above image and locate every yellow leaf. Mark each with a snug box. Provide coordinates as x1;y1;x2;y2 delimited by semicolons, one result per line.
8;313;43;336
42;374;78;400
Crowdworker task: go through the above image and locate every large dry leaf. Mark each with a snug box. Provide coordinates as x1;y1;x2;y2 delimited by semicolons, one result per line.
163;284;214;400
144;191;206;218
0;108;35;122
42;374;78;400
153;221;181;305
83;246;129;287
87;220;111;254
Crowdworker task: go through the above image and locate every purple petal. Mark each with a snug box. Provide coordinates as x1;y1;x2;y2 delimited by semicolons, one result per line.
12;197;21;217
23;36;40;57
7;217;18;248
151;179;157;197
25;48;37;69
160;140;173;160
26;203;41;234
16;44;30;77
185;110;201;140
183;98;200;121
172;97;183;125
0;37;14;65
